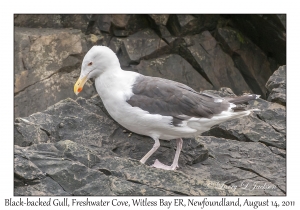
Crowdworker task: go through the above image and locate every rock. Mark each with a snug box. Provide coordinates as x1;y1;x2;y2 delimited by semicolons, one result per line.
133;54;213;92
14;91;286;195
109;37;124;53
14;14;63;28
60;14;91;33
148;15;170;26
121;164;236;196
174;138;209;166
203;87;237;98
110;14;149;37
96;15;112;33
85;33;110;49
268;146;286;158
14;27;84;93
14;142;115;195
248;98;286;135
97;33;112;47
14;153;45;181
18;98;117;148
265;65;286;106
276;15;286;29
167;14;219;36
14;118;49;147
120;28;169;66
187;136;286;195
14;176;71;196
14;145;70;196
109;176;176;195
167;14;197;36
14;27;96;117
203;113;286;149
156;25;176;44
14;14;94;34
14;70;97;118
216;27;276;97
14;139;233;196
146;15;177;45
180;31;251;95
230;14;286;65
202;88;286;149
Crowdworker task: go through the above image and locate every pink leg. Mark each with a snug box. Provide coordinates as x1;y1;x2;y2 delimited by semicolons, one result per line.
152;138;183;170
140;138;160;164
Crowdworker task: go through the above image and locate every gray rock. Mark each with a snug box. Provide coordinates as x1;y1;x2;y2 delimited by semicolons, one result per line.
202;87;237;98
14;14;63;28
167;15;219;36
14;153;45;181
14;177;70;196
60;14;91;33
120;28;169;66
217;27;276;97
203;113;286;149
266;65;286;106
14;90;286;196
14;119;49;147
14;139;233;196
14;70;97;118
230;14;286;65
202;88;286;149
175;138;209;166
187;136;285;195
121;164;237;196
248;98;286;135
156;25;176;44
14;145;70;196
96;15;112;33
109;176;176;196
181;31;251;95
14;27;85;93
109;37;125;53
20;98;117;147
14;14;94;34
269;146;286;158
85;33;111;49
16;142;114;195
14;27;96;118
110;14;149;37
148;15;170;26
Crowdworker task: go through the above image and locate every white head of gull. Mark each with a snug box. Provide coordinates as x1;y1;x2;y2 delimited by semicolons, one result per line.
74;46;260;170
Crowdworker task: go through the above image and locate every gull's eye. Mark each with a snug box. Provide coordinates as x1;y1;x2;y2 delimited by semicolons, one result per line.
88;62;93;66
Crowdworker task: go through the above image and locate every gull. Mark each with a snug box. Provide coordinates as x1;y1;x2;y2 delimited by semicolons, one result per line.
74;46;259;170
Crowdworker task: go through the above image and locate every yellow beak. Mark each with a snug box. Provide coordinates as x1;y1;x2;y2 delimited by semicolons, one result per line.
74;75;88;95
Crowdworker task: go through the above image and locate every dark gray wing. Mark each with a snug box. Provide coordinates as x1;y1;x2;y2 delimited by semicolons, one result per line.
127;75;230;125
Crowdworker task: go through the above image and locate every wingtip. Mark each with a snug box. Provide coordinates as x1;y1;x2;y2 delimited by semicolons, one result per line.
255;95;261;99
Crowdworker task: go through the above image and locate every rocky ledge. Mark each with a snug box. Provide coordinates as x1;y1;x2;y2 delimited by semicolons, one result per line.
14;66;286;196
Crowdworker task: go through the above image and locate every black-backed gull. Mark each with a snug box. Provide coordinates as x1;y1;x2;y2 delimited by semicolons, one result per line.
74;46;259;170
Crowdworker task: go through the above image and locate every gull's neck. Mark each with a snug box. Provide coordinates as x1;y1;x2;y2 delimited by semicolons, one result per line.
95;67;140;101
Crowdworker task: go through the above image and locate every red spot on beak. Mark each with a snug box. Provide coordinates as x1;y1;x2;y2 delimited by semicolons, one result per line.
78;87;82;93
